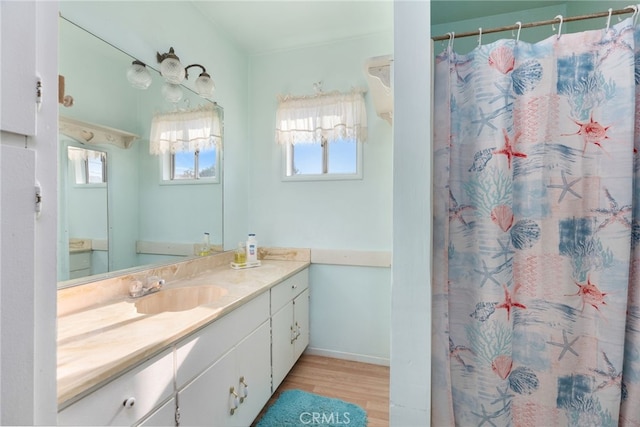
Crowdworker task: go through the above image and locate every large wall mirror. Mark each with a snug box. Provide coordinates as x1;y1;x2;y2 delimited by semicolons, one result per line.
58;16;224;286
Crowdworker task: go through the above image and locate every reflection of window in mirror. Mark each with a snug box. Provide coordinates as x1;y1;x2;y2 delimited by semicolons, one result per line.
68;146;107;184
162;146;219;183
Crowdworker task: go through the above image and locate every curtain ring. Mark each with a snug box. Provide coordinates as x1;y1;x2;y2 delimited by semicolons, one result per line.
478;27;482;47
606;8;613;31
447;31;455;52
553;15;563;39
513;21;522;44
626;4;640;25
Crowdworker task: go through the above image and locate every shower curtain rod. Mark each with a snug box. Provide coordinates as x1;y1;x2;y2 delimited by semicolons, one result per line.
432;6;637;41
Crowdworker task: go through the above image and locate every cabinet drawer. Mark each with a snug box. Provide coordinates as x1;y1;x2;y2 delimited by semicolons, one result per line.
69;251;91;271
58;349;174;426
176;291;269;389
271;269;309;314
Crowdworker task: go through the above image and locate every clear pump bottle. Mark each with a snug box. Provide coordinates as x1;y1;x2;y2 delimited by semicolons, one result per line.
200;232;211;256
234;242;247;264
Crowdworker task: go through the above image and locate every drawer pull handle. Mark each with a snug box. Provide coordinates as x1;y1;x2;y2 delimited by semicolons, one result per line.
291;283;298;289
239;376;249;403
123;397;136;408
229;387;239;415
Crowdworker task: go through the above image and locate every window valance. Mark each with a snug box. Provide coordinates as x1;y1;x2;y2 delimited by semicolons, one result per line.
149;104;222;155
275;88;367;145
67;146;103;161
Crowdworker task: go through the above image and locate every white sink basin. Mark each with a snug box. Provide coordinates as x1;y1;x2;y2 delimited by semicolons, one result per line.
134;285;229;314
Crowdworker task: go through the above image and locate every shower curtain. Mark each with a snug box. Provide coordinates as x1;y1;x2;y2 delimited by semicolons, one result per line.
432;16;640;426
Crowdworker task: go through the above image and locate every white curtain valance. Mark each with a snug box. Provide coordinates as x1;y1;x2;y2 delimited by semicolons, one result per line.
149;104;222;155
275;88;367;145
67;146;103;161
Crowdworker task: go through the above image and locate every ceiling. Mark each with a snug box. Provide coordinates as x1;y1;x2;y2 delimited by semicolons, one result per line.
191;1;394;55
190;1;568;55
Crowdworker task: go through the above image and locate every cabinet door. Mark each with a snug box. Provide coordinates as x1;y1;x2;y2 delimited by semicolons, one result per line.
234;322;271;427
271;302;294;391
178;352;236;427
136;397;175;427
0;0;36;135
176;292;269;390
178;321;271;427
293;288;310;361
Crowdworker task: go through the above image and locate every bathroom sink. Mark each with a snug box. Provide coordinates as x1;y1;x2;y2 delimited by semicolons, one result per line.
134;285;229;315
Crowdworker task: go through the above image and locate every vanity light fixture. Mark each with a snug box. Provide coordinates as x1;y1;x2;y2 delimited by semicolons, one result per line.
126;47;215;102
126;60;153;90
157;47;185;84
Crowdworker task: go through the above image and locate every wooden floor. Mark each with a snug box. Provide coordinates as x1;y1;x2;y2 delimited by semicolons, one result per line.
252;354;390;426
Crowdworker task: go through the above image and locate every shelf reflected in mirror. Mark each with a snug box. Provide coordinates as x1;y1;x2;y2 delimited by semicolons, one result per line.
58;15;224;287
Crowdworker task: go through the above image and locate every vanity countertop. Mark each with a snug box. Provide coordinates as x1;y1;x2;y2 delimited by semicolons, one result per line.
57;257;309;408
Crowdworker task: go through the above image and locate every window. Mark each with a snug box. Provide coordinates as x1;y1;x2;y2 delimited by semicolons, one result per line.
162;146;219;182
150;104;222;184
68;146;107;184
276;88;367;180
285;136;359;177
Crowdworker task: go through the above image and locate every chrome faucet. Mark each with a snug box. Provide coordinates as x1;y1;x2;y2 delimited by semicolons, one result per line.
129;276;165;298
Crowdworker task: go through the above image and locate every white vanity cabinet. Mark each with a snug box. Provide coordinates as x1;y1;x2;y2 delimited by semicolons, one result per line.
57;265;311;427
136;397;177;426
68;250;91;279
175;291;272;426
57;348;174;426
271;270;310;390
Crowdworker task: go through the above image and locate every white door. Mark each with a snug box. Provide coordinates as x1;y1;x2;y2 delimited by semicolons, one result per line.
0;1;36;135
0;145;36;424
0;1;58;424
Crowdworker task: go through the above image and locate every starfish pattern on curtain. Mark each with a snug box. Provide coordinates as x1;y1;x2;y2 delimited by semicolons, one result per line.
433;16;640;427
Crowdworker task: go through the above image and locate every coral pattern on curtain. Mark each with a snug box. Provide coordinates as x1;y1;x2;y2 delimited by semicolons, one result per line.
432;16;640;426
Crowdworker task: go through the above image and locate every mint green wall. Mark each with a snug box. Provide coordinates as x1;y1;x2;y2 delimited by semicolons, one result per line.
309;265;391;363
247;32;393;249
58;2;249;272
247;32;393;362
566;1;635;32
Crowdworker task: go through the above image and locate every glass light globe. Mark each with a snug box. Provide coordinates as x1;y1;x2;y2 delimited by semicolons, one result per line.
159;56;185;84
161;82;183;103
195;72;215;98
126;60;152;89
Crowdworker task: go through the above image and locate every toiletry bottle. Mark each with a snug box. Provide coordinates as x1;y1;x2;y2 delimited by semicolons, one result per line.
246;233;258;263
234;242;246;264
200;232;211;256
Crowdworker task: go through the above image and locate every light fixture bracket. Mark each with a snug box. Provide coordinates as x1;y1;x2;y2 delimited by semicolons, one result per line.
185;64;207;80
156;47;180;64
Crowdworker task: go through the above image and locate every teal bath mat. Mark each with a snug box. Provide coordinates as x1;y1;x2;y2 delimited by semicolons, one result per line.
256;389;368;427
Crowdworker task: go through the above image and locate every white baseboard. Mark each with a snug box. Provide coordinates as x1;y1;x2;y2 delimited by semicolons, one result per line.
304;346;390;367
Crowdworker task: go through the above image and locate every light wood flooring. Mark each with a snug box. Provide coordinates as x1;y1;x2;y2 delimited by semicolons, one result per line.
252;354;390;426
